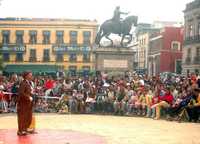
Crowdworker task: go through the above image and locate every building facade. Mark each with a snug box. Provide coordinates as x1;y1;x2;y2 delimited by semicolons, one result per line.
135;23;159;73
183;0;200;75
148;27;183;76
153;21;183;29
0;18;98;76
137;33;149;69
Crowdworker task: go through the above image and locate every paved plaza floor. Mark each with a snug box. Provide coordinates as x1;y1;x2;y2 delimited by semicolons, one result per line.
0;113;200;144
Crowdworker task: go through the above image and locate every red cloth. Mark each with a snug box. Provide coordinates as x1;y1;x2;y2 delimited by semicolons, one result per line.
159;93;174;105
0;92;4;100
44;80;54;89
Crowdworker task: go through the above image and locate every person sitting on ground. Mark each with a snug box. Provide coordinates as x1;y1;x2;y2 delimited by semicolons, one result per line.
186;88;200;122
152;87;174;120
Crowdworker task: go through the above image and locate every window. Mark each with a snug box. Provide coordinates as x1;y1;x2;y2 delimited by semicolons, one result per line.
2;30;10;45
16;53;23;62
185;48;191;64
29;31;37;44
194;47;200;63
56;31;64;44
69;66;77;76
69;53;77;62
16;30;24;45
188;24;193;37
56;53;63;62
43;49;50;62
198;22;200;35
70;31;77;45
187;48;191;57
43;31;50;44
83;53;90;62
3;53;9;62
83;31;91;45
171;41;180;51
196;47;200;56
29;49;37;62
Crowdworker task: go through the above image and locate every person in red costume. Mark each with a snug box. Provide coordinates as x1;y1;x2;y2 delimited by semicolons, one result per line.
17;71;35;136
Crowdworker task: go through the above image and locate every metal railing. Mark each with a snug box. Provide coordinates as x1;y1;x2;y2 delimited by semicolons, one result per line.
184;35;200;45
193;56;200;64
185;57;191;64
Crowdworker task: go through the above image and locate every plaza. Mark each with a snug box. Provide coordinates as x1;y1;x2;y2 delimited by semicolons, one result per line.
0;113;200;144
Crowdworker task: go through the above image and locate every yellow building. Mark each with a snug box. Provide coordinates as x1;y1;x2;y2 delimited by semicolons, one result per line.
0;18;98;76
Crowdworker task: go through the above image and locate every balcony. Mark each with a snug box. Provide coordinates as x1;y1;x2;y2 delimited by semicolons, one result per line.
83;59;90;63
43;57;50;62
193;56;200;65
185;57;191;64
184;35;200;45
29;57;37;62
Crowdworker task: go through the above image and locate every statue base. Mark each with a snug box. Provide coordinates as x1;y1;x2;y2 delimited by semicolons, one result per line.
94;47;136;74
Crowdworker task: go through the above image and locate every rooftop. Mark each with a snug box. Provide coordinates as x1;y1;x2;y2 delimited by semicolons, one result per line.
0;17;97;22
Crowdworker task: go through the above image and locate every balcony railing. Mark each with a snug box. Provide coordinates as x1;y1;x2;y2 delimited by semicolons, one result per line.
193;56;200;65
43;57;50;62
29;57;37;62
185;57;191;64
184;35;200;45
83;59;90;63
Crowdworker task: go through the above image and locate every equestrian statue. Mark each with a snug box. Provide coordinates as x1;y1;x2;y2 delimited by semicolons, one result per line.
95;6;138;47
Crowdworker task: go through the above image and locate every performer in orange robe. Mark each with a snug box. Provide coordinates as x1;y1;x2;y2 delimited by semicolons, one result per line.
17;71;33;136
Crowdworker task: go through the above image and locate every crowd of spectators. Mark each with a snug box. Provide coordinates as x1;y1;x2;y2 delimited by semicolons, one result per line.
0;71;200;122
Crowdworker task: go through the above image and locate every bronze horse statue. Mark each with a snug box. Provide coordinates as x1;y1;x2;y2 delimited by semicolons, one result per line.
95;15;138;47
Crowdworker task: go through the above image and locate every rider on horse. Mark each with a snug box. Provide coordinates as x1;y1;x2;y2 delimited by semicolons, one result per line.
112;6;129;24
95;6;137;47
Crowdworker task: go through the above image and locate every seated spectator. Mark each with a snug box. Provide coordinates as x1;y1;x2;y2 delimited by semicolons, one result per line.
152;87;174;120
113;85;126;115
135;90;146;116
145;88;153;117
76;90;85;113
186;88;200;122
106;87;115;113
85;86;96;113
127;91;137;115
68;89;77;113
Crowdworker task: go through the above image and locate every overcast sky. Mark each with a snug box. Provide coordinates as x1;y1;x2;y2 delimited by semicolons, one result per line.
0;0;193;24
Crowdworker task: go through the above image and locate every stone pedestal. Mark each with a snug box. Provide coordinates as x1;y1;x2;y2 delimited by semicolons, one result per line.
94;47;136;72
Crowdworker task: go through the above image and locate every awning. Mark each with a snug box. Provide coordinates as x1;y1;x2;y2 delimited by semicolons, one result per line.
3;64;60;74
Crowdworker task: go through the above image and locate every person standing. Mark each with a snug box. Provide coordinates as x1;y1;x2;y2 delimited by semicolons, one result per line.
17;71;34;136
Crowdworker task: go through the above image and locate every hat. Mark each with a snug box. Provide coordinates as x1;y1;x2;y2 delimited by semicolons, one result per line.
22;71;32;79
